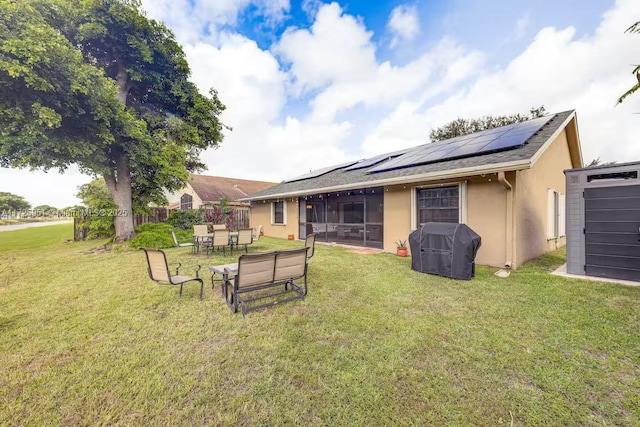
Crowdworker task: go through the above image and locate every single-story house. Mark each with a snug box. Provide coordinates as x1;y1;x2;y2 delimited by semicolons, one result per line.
244;110;583;269
167;174;278;210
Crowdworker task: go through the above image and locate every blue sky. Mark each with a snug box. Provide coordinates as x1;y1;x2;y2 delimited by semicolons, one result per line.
1;0;639;207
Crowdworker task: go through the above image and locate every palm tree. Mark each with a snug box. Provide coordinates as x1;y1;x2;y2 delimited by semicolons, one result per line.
617;21;640;104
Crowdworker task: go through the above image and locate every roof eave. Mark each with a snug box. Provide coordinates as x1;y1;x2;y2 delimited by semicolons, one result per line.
529;110;582;168
241;159;533;201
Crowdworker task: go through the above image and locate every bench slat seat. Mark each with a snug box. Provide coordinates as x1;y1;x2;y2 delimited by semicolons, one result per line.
223;247;309;316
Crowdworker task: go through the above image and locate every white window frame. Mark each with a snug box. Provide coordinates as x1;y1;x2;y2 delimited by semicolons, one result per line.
180;193;193;210
547;188;566;239
411;182;467;230
271;200;287;225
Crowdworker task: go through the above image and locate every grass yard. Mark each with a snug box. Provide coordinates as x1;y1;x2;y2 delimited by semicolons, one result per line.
1;223;639;425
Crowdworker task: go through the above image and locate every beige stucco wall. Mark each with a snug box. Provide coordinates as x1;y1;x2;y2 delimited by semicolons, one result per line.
171;183;204;209
382;179;510;268
250;199;299;239
383;185;413;253
466;176;509;268
515;129;572;267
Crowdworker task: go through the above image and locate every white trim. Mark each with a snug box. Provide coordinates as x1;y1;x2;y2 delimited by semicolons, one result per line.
459;181;468;224
410;187;417;231
271;199;287;225
412;182;466;229
244;159;532;201
547;188;555;240
558;193;566;237
530;111;576;167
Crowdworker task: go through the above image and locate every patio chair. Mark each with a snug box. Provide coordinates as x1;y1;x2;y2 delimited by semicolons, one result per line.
193;224;211;254
207;229;231;256
252;225;263;241
235;228;253;254
140;248;203;300
193;224;208;235
170;229;196;253
305;233;316;261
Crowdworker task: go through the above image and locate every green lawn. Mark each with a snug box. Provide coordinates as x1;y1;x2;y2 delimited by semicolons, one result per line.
1;223;639;425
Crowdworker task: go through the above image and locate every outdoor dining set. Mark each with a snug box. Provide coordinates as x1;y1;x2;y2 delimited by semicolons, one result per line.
142;227;317;316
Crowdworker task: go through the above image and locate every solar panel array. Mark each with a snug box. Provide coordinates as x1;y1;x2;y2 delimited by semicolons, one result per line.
367;115;552;173
342;147;412;171
284;115;553;182
285;160;358;183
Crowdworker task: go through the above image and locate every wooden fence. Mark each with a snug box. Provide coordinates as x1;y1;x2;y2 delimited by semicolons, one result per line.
74;206;250;241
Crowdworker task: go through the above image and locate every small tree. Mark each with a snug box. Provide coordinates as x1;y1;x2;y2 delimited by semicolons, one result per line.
429;106;546;142
205;198;235;229
76;178;117;238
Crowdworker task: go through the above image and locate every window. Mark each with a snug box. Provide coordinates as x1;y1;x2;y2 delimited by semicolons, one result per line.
272;200;286;225
180;193;193;210
547;189;566;239
416;186;459;225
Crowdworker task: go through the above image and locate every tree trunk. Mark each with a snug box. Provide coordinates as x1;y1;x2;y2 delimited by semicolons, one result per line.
104;152;135;242
105;61;135;242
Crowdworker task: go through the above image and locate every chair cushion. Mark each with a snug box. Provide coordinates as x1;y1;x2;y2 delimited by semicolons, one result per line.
171;275;199;284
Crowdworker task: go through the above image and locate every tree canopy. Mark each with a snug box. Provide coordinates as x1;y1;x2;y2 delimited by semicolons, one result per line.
0;192;31;212
617;21;640;104
0;0;226;241
429;106;546;142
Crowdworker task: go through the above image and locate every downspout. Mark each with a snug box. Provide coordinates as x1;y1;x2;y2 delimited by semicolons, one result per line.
498;172;513;268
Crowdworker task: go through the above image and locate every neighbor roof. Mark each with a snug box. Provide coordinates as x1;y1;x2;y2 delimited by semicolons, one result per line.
189;175;277;203
245;110;579;201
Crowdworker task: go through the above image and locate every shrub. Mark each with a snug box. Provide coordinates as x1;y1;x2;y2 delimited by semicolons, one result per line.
166;209;205;230
128;223;192;248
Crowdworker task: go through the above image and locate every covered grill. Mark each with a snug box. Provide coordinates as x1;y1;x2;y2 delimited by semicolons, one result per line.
408;222;482;280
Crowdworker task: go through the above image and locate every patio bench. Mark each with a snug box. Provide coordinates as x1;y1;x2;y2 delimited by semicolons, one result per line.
222;247;308;316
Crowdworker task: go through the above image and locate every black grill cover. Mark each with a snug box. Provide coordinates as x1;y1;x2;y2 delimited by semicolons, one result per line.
409;222;482;280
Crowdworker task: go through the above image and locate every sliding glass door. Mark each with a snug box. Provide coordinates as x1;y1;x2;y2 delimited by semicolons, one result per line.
298;187;383;248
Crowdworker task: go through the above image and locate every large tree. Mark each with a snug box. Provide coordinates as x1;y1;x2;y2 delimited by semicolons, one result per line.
617;21;640;104
0;0;226;241
429;106;546;142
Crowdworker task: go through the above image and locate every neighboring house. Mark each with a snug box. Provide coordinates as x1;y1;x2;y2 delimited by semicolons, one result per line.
168;174;278;210
244;110;583;269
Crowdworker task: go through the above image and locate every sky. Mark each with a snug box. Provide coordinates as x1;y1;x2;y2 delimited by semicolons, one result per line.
2;0;640;207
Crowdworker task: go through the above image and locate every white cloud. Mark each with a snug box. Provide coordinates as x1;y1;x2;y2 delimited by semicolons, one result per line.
387;4;420;48
513;12;531;40
274;3;377;95
183;32;351;182
362;0;640;164
140;0;290;44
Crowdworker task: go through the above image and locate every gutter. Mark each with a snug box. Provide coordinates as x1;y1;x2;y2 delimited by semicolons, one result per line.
497;171;514;268
242;159;532;201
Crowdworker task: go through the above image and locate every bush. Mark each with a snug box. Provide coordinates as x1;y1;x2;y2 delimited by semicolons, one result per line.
166;209;205;230
129;223;192;249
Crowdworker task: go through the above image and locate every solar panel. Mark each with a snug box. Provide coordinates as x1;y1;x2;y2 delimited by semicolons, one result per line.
367;115;553;173
343;148;412;171
286;160;358;182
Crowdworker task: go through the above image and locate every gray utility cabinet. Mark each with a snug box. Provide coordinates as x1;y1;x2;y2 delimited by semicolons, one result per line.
564;161;640;282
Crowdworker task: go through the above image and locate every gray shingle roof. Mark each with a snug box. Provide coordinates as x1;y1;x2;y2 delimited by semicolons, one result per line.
246;110;575;200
